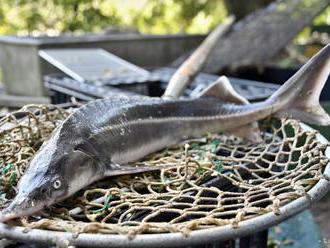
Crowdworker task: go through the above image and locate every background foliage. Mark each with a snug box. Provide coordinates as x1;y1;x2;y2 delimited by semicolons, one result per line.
0;0;228;35
0;0;328;36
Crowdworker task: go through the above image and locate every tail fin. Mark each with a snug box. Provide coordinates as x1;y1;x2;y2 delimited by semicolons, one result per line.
268;43;330;125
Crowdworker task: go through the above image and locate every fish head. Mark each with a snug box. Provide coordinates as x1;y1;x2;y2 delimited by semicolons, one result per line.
0;129;100;222
0;172;67;222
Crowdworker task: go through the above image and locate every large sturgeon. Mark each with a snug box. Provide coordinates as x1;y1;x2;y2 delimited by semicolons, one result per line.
0;44;330;222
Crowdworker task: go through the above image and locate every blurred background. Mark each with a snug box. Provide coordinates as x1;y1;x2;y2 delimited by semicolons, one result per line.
0;0;328;37
0;0;329;90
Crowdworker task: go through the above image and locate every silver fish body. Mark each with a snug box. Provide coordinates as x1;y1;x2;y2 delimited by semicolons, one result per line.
82;97;272;164
1;43;330;222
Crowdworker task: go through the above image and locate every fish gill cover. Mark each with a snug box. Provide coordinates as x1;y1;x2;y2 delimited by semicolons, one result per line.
0;104;328;236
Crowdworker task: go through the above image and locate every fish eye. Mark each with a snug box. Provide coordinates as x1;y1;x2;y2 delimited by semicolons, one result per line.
53;179;61;189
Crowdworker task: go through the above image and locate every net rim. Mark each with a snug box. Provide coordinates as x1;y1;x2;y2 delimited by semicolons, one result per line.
0;123;329;247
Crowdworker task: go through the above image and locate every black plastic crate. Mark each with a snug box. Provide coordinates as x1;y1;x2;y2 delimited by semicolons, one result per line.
44;67;280;104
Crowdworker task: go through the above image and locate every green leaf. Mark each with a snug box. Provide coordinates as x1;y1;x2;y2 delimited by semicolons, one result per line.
210;139;220;153
196;167;207;175
213;159;223;173
162;148;170;156
1;163;13;175
190;143;201;150
9;171;17;186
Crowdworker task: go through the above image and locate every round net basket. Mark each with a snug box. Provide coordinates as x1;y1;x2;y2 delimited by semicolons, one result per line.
0;104;329;247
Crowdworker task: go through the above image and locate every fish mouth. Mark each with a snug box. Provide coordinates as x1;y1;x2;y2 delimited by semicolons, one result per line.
0;195;45;222
0;211;20;222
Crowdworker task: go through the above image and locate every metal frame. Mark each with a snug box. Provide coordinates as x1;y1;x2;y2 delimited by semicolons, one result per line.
0;124;329;247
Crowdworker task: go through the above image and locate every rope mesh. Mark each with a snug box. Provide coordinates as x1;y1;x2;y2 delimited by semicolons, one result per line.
0;104;328;236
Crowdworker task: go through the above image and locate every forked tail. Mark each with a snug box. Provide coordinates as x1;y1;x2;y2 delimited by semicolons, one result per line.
268;43;330;125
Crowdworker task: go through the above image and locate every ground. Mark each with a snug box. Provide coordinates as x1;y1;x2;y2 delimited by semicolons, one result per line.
312;192;330;239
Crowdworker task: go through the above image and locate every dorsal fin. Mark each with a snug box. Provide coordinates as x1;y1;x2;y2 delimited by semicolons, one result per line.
198;76;249;104
199;76;262;142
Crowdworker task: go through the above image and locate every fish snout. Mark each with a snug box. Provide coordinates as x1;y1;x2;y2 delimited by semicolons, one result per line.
0;197;23;222
0;210;19;222
0;200;20;222
0;195;42;222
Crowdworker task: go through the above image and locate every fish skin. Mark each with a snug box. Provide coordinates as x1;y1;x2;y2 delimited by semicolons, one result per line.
0;43;330;222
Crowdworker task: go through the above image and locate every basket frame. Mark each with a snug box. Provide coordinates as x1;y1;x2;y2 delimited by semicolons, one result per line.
0;123;329;247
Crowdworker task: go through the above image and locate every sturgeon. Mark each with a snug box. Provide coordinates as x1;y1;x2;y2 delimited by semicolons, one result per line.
0;43;330;222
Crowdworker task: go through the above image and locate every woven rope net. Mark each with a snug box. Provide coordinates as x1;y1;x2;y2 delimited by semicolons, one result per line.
0;104;328;237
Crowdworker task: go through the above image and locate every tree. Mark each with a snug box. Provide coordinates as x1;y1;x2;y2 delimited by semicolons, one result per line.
224;0;273;20
0;0;228;35
0;0;120;35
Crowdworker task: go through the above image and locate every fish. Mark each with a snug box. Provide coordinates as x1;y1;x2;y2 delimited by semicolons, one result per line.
0;43;329;222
